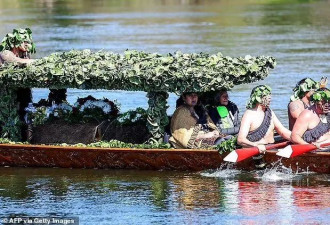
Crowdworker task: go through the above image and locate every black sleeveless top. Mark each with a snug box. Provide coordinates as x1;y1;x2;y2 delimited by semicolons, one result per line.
247;108;272;142
302;121;329;143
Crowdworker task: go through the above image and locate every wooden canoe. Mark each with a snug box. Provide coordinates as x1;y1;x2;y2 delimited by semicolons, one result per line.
0;144;329;174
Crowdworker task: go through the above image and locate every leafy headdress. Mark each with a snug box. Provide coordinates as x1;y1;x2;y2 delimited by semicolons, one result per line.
290;78;319;101
311;89;330;103
0;28;36;54
246;85;272;109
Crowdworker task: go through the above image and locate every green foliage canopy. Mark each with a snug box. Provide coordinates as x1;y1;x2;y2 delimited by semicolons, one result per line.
0;50;276;92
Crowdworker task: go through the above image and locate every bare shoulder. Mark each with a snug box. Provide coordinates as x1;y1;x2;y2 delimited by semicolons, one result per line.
242;109;253;117
288;100;303;112
0;50;15;57
0;50;18;62
298;109;314;120
241;109;255;121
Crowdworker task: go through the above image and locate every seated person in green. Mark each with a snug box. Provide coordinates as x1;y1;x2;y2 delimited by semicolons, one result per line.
237;85;291;153
291;89;330;149
208;90;240;135
169;92;224;149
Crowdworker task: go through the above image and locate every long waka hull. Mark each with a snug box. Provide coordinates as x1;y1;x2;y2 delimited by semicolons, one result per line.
0;144;328;173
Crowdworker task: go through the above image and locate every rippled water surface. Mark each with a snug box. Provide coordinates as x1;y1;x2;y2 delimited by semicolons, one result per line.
0;167;329;224
0;0;330;224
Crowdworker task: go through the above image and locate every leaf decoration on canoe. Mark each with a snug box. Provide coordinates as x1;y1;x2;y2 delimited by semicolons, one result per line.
0;50;276;93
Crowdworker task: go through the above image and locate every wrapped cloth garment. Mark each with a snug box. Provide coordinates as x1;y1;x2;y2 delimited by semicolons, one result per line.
302;121;330;143
169;105;221;149
246;108;272;142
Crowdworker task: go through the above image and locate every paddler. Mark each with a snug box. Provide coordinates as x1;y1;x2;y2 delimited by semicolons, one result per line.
237;85;291;168
288;78;319;130
291;88;330;149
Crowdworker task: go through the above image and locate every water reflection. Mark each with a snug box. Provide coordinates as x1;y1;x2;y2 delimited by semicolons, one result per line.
173;175;221;210
0;168;329;223
150;178;170;209
293;186;330;210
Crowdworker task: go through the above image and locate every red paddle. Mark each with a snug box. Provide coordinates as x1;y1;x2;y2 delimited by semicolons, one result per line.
276;142;330;158
224;141;290;163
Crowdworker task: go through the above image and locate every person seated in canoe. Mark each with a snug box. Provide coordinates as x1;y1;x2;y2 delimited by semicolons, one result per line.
169;92;227;149
0;28;36;140
237;85;291;154
291;88;330;149
288;78;319;130
208;90;240;135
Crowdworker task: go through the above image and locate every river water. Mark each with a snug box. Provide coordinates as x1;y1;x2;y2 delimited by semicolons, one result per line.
0;0;329;224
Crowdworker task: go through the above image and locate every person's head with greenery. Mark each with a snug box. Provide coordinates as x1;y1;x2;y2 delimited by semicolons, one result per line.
290;78;319;101
311;88;330;102
246;85;272;109
0;28;36;54
311;88;330;114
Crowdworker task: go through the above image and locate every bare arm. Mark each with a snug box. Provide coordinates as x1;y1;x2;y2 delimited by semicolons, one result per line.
1;50;34;65
273;111;291;141
291;112;310;144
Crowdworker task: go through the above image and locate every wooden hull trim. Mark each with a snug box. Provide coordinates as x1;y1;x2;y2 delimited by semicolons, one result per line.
0;144;329;173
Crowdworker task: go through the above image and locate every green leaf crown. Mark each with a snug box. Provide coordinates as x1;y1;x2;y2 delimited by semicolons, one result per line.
0;28;36;54
311;89;330;102
246;85;272;109
290;78;319;101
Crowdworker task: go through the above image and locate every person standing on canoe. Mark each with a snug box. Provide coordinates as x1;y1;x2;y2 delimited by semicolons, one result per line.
237;85;291;154
170;92;226;149
288;78;319;130
0;28;36;65
208;90;240;135
0;28;36;140
291;89;330;148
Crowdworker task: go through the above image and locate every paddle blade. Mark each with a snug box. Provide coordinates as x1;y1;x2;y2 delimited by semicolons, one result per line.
277;144;317;158
224;147;259;163
276;145;293;158
223;151;238;162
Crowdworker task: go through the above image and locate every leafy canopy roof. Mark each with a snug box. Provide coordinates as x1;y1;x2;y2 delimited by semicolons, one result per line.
0;50;276;93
